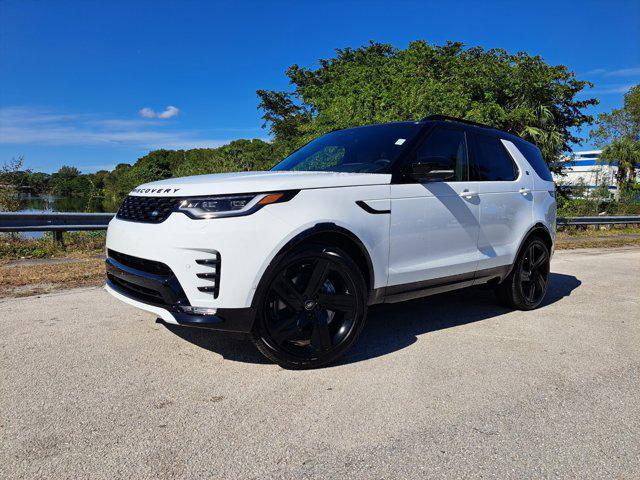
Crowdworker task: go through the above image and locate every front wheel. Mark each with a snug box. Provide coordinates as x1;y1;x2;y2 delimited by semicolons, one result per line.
495;237;550;310
251;244;368;369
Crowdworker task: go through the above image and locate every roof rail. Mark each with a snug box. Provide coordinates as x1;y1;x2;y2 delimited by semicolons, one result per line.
422;114;495;130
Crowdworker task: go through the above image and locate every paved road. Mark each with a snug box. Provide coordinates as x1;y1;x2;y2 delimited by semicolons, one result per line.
1;247;639;479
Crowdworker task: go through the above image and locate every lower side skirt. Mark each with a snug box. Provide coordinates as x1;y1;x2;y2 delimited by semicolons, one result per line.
372;265;510;304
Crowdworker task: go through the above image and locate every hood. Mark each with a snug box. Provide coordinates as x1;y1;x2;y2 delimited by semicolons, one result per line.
130;170;392;197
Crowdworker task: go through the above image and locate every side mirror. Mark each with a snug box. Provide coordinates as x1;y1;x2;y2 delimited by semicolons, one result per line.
406;157;455;182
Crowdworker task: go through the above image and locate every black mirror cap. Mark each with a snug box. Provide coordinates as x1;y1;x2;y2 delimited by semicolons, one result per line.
405;158;456;182
422;169;455;181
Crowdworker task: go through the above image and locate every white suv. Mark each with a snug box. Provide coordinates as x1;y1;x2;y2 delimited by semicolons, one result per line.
105;115;556;368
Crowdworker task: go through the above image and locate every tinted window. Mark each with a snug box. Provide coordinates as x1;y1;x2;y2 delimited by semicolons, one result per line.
413;127;468;181
474;135;518;181
272;122;423;173
514;140;553;181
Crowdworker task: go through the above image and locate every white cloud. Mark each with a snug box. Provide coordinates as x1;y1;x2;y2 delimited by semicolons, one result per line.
588;84;635;95
158;105;179;119
138;107;157;118
584;68;607;76
584;67;640;78
0;106;233;149
604;67;640;77
138;105;180;119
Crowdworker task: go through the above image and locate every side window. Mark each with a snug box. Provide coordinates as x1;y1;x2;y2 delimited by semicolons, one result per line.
514;140;553;181
473;134;518;181
413;127;468;181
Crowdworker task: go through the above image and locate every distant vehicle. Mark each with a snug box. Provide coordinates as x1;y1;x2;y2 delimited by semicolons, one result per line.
105;116;556;368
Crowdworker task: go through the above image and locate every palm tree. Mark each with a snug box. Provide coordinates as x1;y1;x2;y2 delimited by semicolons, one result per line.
600;137;640;199
519;105;566;172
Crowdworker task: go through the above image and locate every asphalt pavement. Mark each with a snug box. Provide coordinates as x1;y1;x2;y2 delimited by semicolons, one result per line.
1;247;639;479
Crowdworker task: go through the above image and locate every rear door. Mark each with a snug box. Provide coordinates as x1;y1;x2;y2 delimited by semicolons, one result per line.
470;133;534;275
388;125;480;287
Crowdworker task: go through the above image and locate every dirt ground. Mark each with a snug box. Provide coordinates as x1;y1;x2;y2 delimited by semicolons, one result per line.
0;253;104;297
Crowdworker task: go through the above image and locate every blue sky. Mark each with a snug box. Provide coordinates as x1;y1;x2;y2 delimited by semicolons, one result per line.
1;0;639;173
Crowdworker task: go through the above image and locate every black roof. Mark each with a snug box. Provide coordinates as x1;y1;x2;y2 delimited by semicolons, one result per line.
420;114;535;148
333;116;537;150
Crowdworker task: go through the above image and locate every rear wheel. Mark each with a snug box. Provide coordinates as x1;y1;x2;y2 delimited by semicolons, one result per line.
495;237;550;310
251;244;368;369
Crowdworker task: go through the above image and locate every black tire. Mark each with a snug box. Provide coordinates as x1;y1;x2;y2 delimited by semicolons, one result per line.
251;243;368;369
495;237;550;310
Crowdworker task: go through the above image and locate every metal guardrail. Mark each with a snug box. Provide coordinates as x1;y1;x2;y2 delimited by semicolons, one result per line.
0;212;638;241
0;212;114;232
0;212;114;243
557;215;640;226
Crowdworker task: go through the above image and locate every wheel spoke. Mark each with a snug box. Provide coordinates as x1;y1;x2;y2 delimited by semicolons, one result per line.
535;272;547;293
528;245;536;270
317;293;354;313
525;281;536;302
270;314;303;342
532;250;548;269
303;259;330;297
310;313;333;352
272;276;304;311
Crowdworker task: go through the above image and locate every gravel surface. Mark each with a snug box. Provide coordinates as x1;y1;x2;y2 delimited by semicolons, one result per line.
1;247;639;479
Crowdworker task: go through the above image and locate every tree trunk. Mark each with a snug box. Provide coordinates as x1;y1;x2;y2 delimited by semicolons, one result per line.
614;165;627;201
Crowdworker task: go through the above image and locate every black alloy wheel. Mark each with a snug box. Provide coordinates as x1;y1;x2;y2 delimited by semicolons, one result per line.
495;237;551;310
251;244;367;369
518;240;550;306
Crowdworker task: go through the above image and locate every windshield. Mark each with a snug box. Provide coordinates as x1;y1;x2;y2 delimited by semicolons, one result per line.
271;122;423;173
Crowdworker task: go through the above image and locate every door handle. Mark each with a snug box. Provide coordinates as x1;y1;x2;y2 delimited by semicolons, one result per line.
460;190;477;199
519;188;531;195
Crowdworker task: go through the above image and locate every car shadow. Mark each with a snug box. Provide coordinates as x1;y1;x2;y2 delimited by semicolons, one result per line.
161;272;581;367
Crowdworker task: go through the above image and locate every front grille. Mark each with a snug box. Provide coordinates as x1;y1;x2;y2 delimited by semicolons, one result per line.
108;249;172;276
116;195;178;223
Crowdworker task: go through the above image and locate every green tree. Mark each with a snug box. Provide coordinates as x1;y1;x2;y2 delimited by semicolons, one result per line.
600;137;640;197
50;166;81;196
103;163;133;202
258;40;597;170
26;172;51;194
0;156;26;211
591;84;640;196
104;139;278;203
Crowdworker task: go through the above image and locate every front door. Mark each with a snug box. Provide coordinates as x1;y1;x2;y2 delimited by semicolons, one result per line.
388;126;480;287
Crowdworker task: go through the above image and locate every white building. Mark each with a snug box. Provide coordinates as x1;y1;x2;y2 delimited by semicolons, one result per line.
554;150;617;195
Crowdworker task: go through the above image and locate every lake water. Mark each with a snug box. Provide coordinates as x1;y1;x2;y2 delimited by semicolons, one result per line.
11;195;117;238
16;194;118;213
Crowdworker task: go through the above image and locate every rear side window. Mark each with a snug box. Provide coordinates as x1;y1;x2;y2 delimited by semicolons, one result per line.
514;141;553;182
473;134;518;181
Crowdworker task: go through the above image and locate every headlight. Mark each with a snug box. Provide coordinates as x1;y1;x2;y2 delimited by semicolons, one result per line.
177;191;296;219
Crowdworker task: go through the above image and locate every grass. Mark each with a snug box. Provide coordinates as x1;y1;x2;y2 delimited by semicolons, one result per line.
0;231;106;259
0;254;104;297
0;232;106;297
556;226;640;249
0;227;639;298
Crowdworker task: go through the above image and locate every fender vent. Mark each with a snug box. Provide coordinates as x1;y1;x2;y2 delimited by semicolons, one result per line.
196;252;221;298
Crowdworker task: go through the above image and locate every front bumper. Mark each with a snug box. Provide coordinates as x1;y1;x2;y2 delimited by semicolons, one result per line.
105;255;255;333
105;210;292;309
